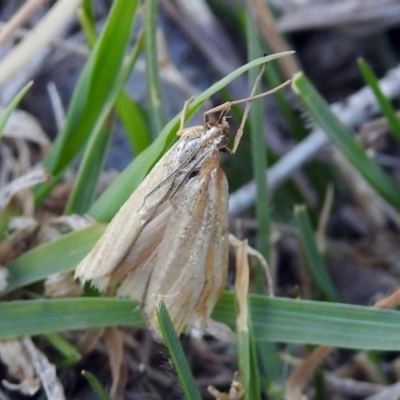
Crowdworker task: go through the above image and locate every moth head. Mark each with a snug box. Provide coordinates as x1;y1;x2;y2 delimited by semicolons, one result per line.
204;108;231;151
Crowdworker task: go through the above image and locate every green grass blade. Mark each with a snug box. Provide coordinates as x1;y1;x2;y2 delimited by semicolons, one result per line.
156;302;202;400
78;5;96;47
245;5;270;273
245;4;281;386
82;0;95;27
144;0;165;136
37;0;139;202
2;224;105;296
43;333;82;366
82;370;111;400
214;294;400;350
292;72;400;211
358;58;400;144
294;205;338;301
89;52;294;222
116;91;151;155
3;295;400;351
0;81;33;140
115;30;152;155
65;27;145;214
65;116;113;214
0;298;143;338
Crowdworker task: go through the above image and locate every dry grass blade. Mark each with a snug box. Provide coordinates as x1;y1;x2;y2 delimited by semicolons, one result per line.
0;169;49;211
208;373;244;400
0;0;48;47
20;338;66;400
0;339;40;396
285;346;333;400
250;0;300;79
103;327;126;399
0;0;80;88
0;108;51;154
229;234;274;297
235;239;249;333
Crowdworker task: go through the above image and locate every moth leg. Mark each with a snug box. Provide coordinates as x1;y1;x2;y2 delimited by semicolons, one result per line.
203;102;231;121
177;96;195;136
220;147;233;154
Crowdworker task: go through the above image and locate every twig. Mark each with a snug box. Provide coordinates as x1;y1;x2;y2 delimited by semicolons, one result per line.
276;0;400;33
365;381;400;400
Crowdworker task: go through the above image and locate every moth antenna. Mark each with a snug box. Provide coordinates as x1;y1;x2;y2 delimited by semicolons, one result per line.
232;63;267;153
230;64;292;153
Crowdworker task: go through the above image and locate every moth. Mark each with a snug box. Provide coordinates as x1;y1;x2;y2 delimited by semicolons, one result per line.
75;68;289;340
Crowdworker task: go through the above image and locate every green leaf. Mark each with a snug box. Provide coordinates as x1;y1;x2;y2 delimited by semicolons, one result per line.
294;205;338;301
215;294;400;350
82;370;111;400
37;0;139;203
145;0;165;136
292;72;400;211
0;298;143;338
65;116;113;214
358;58;400;144
43;333;82;366
156;302;202;400
237;313;261;400
3;224;105;296
89;52;294;222
0;81;33;140
2;295;400;351
115;30;151;155
245;4;280;386
116;90;151;156
66;27;145;214
82;0;95;27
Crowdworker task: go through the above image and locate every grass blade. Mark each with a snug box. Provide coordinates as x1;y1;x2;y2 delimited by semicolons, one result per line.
0;298;143;338
292;72;400;211
64;116;113;214
358;58;400;144
3;224;105;295
82;370;111;400
156;302;202;400
144;0;165;136
294;205;338;301
43;333;82;366
0;81;33;140
66;27;145;214
36;0;139;203
235;240;260;400
245;3;282;386
3;295;400;351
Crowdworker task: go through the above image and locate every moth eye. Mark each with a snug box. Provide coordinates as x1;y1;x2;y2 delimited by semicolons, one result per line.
188;169;200;180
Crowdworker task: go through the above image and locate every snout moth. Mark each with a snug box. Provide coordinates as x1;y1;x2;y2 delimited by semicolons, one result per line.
75;65;290;340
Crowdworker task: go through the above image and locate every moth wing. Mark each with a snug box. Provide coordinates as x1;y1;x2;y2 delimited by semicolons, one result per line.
192;167;229;331
139;155;229;337
74;142;187;291
115;201;173;300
